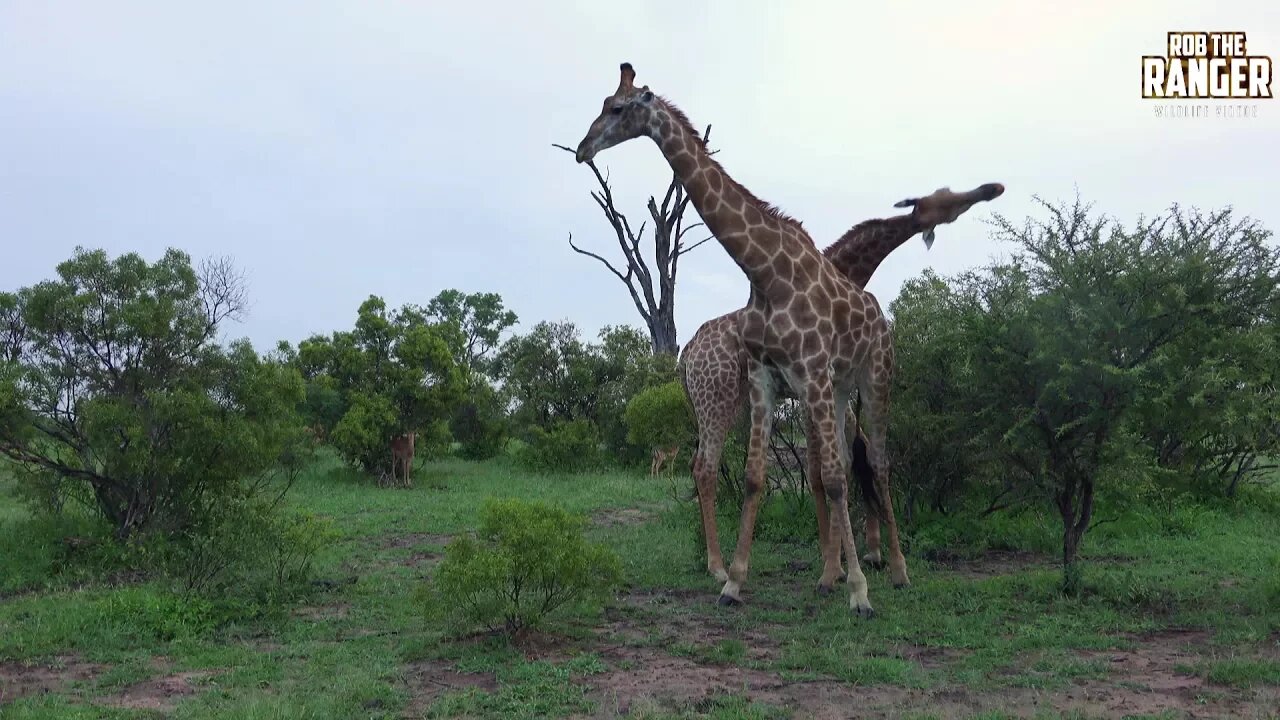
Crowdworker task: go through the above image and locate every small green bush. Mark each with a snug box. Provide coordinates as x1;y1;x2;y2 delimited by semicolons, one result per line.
169;498;336;604
425;497;622;635
453;380;510;461
623;380;695;453
516;419;602;474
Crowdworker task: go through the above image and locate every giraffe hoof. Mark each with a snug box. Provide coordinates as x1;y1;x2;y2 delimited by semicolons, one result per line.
861;553;886;570
717;594;743;607
853;603;876;619
893;580;911;590
816;583;834;597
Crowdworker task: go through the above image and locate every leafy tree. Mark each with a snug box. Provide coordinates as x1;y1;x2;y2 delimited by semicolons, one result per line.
885;270;979;521
0;248;308;539
494;322;674;465
494;320;597;431
425;289;518;378
299;296;466;475
894;198;1279;593
450;376;510;461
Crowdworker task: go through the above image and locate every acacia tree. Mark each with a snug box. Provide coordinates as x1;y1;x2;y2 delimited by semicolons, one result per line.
899;197;1279;593
554;128;715;356
0;247;308;539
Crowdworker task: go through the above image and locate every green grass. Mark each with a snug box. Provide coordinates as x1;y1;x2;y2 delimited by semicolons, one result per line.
2;453;1279;718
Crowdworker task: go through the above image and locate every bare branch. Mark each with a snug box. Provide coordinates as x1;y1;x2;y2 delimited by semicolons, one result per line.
554;126;716;355
566;233;631;284
679;235;715;255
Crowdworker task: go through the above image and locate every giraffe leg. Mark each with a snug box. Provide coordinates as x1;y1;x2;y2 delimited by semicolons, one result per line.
810;416;843;594
693;431;729;584
821;377;873;618
719;368;774;606
861;368;910;588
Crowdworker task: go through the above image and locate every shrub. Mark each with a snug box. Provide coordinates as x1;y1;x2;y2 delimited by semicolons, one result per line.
0;248;310;540
295;296;466;477
425;497;622;635
623;380;695;454
172;497;336;603
516;419;602;474
452;379;510;461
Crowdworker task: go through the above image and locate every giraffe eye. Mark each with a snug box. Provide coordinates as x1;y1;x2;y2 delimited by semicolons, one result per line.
609;105;623;115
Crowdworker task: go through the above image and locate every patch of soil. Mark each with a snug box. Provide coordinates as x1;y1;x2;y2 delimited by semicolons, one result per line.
599;588;782;662
97;670;222;712
574;640;1266;720
0;655;105;704
377;532;454;550
407;550;443;568
292;602;351;621
896;644;969;670
923;548;1048;579
572;615;1276;719
401;659;498;717
590;507;658;529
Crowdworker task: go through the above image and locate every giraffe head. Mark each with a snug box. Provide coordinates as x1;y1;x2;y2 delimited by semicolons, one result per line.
893;182;1005;248
575;62;659;164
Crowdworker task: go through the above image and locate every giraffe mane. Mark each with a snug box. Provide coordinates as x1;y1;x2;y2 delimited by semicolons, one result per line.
821;217;895;258
657;96;808;239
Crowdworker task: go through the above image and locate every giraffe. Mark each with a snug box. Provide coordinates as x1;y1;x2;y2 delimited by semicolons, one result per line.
576;62;888;614
678;183;1006;590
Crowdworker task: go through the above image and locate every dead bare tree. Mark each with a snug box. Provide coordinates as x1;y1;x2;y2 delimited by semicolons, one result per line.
553;126;715;356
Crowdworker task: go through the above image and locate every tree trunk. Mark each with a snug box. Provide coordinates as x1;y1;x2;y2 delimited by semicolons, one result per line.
1057;473;1095;596
651;315;679;357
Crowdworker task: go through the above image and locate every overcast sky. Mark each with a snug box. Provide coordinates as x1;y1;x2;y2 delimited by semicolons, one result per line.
2;1;1277;353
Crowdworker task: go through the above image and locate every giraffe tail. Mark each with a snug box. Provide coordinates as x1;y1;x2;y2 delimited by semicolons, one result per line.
849;392;885;520
850;432;884;520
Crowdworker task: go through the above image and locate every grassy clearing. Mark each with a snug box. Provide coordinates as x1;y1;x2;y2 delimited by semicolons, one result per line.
2;453;1279;719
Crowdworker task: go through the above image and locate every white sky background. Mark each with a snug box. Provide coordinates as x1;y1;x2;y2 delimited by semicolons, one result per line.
2;1;1278;352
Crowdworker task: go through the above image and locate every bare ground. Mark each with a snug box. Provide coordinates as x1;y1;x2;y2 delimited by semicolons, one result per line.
559;624;1277;719
0;654;224;713
97;669;223;712
591;506;662;529
0;654;105;705
921;548;1049;579
401;658;498;717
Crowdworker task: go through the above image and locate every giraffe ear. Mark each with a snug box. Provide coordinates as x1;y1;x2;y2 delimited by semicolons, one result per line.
639;88;654;103
922;228;936;249
893;197;918;208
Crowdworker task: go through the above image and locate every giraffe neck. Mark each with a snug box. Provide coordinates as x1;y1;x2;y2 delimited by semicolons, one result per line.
821;214;924;289
647;99;811;289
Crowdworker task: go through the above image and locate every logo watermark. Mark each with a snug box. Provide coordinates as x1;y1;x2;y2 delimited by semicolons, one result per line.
1142;32;1271;118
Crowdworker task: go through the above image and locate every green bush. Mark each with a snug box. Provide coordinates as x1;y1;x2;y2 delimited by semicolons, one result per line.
516;419;602;474
0;248;311;541
623;380;695;453
425;497;622;635
172;498;336;604
452;380;510;461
